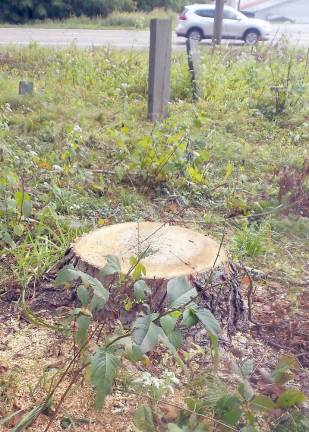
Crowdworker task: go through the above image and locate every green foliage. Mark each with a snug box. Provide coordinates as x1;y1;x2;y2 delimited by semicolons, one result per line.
55;266;109;313
133;405;156;432
232;221;272;258
0;0;185;24
132;313;160;353
90;346;119;409
10;400;52;432
136;0;185;12
0;42;308;431
134;280;151;301
0;0;136;23
167;277;197;309
167;355;307;432
276;390;306;409
100;255;121;276
216;395;242;426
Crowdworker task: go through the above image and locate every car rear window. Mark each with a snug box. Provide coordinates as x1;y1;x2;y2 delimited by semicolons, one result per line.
195;9;215;18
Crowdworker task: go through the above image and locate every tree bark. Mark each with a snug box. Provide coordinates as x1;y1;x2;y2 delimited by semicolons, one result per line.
30;222;247;334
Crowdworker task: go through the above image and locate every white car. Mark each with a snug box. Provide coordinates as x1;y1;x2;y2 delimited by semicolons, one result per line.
176;4;272;44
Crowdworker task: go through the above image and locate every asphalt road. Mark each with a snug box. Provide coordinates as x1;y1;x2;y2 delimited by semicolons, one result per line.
0;24;308;49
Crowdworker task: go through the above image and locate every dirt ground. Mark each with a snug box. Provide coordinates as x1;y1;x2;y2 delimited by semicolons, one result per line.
0;267;308;431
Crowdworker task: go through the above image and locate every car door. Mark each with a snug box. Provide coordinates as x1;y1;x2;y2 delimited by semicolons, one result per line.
194;8;215;37
222;9;243;38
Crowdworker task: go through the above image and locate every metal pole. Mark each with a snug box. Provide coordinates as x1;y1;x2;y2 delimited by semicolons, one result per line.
212;0;225;45
186;38;200;100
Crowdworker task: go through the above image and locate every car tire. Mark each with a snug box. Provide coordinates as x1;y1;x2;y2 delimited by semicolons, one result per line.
187;28;203;41
244;29;260;45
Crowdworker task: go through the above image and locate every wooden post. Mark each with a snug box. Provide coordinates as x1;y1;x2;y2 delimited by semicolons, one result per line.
186;38;201;100
19;81;34;95
226;0;238;7
148;19;172;122
213;0;225;45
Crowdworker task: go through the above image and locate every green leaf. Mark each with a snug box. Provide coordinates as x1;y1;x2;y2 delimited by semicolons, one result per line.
77;286;89;306
271;354;300;385
15;191;30;210
22;199;32;218
160;315;177;334
238;380;255;401
224;161;234;180
186;397;206;413
231;361;242;378
193;309;220;367
276;389;306;408
134;280;151;301
129;257;147;281
54;266;81;287
76;315;90;348
133;405;156;432
89;277;109;312
90;347;119;409
251;395;276;412
216;395;242;426
202;376;228;407
167;329;182;349
125;344;144;362
0;227;16;247
196;308;220;338
13;224;25;237
158;328;186;372
277;354;300;370
100;255;121;276
56;268;106;308
181;307;199;327
167;277;197;309
160;315;182;349
10;400;52;432
242;359;254;377
132;313;160;353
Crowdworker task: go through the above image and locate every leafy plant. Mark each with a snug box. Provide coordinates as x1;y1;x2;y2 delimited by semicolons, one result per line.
11;257;221;431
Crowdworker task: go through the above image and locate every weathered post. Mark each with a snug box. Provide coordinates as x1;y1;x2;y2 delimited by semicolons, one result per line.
148;19;172;122
226;0;238;7
213;0;225;45
19;81;34;95
186;38;201;100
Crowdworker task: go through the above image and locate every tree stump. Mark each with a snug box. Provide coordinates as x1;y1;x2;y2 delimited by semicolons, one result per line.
64;222;247;334
30;222;246;334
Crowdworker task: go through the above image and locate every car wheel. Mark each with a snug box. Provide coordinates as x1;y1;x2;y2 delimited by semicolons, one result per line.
244;29;260;45
187;28;203;41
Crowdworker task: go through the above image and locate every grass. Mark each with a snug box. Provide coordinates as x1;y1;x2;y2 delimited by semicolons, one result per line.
0;9;177;30
0;42;308;291
0;40;308;432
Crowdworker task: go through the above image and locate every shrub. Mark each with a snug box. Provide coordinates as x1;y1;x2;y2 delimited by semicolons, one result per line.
0;0;136;23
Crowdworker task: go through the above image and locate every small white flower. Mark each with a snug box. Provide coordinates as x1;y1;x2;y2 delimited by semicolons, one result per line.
52;164;62;172
73;124;82;133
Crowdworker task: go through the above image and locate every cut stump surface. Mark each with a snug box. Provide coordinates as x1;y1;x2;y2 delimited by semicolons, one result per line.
31;222;247;334
72;222;228;279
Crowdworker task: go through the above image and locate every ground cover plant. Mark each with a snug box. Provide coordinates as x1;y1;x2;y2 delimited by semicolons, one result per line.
0;0;184;24
0;41;308;431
